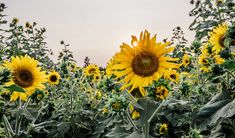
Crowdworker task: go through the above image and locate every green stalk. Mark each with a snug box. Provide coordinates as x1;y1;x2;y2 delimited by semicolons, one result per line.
3;115;14;138
125;108;139;131
197;55;200;85
15;98;31;136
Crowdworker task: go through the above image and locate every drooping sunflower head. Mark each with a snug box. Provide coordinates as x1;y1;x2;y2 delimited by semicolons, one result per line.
209;23;228;54
182;54;191;67
4;55;47;100
111;30;180;96
84;64;100;76
48;71;60;85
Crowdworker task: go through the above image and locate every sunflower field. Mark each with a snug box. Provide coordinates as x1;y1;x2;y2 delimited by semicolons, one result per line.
0;0;235;138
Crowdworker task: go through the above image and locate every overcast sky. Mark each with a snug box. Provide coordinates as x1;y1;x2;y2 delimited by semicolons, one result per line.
3;0;194;66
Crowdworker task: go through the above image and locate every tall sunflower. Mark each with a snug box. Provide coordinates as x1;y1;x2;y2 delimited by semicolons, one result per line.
209;23;228;54
48;71;60;85
4;55;47;101
110;30;180;96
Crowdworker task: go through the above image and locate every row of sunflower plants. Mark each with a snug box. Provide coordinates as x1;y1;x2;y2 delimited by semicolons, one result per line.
0;0;235;137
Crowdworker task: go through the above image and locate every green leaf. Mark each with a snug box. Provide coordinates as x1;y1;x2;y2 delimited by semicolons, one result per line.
4;84;25;92
137;98;159;124
222;60;235;70
105;124;129;138
126;131;142;138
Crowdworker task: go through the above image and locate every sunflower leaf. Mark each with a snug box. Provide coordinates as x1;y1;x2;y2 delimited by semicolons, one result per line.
4;84;25;93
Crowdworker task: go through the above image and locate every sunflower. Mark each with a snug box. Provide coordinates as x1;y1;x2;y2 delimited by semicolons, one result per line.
198;54;209;65
155;85;169;100
10;92;27;101
106;55;118;77
159;123;168;135
12;17;19;24
68;63;79;72
213;55;225;64
110;30;180;96
182;54;191;67
25;22;32;28
129;104;140;119
200;66;211;73
48;71;60;85
93;73;101;82
4;55;47;101
84;64;100;76
164;69;180;83
200;43;214;56
209;23;228;54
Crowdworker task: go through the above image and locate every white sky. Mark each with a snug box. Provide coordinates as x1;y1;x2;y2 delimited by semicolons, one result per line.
3;0;194;66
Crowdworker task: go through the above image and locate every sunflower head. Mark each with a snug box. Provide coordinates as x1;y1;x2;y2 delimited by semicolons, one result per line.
93;73;101;82
214;55;225;64
84;64;100;76
12;17;19;24
25;22;32;28
182;54;191;67
200;66;211;73
111;30;180;96
209;23;228;54
48;71;60;85
4;55;47;101
159;123;168;135
198;54;209;65
4;55;47;91
129;104;140;119
164;69;180;84
155;85;169;100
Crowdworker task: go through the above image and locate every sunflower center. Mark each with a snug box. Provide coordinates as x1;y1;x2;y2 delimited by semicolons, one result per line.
50;75;57;82
89;68;96;74
219;35;226;48
170;74;176;79
185;59;189;63
132;51;159;77
202;59;208;64
13;69;33;88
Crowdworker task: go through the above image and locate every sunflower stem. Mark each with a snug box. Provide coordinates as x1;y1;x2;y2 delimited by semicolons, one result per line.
3;114;14;138
15;99;22;136
15;98;31;136
148;100;165;123
143;100;165;138
144;122;149;138
197;55;200;85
